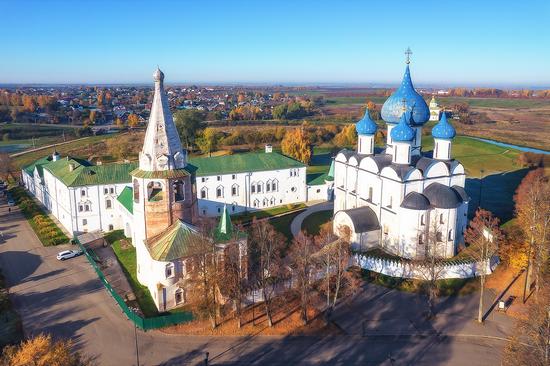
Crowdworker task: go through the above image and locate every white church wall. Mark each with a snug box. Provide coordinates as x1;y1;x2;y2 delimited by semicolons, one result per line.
195;166;307;217
307;183;330;202
355;254;499;280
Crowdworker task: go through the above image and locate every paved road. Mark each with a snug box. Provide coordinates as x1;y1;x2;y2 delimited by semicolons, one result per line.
0;197;508;365
290;201;334;238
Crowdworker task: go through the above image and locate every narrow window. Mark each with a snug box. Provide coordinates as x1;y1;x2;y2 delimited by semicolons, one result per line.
104;188;108;194
200;188;207;199
82;219;87;226
106;199;112;209
448;229;453;241
175;289;184;304
437;231;443;242
110;187;114;194
165;264;173;278
368;187;373;202
257;183;262;193
418;234;424;244
108;224;114;231
217;176;221;181
251;184;256;194
216;187;223;198
81;189;86;197
420;214;425;226
232;185;238;196
232;174;236;180
85;204;90;211
201;177;206;183
440;213;444;224
79;205;83;212
272;181;277;191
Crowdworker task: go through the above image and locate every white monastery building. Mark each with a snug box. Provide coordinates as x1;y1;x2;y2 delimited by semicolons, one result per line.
333;53;469;260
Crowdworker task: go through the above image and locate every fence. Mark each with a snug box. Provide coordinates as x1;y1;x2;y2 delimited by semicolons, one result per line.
355;253;500;280
74;237;193;330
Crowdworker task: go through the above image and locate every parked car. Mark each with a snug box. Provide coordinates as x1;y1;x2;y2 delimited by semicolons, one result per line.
7;199;15;207
56;250;83;261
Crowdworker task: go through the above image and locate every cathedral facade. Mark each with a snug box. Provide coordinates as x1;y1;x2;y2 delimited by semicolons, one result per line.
333;57;469;260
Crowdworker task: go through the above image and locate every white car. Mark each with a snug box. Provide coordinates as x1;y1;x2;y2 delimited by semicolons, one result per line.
56;250;83;261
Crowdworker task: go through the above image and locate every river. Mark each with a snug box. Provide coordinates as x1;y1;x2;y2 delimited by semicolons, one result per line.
466;136;550;155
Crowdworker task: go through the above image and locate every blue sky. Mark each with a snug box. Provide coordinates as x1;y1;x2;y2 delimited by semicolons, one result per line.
1;0;549;86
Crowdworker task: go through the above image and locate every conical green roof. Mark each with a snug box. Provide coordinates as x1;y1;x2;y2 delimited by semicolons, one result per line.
326;159;335;181
214;205;234;242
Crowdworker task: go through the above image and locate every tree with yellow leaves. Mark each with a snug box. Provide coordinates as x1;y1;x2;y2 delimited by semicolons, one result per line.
127;113;139;128
332;124;357;147
115;117;124;129
1;334;91;366
281;127;311;164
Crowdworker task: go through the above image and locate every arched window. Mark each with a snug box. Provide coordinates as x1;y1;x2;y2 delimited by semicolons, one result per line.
175;288;184;305
448;229;453;241
272;179;278;192
147;181;164;202
266;179;272;192
256;182;263;194
216;186;224;198
165;263;174;278
173;180;185;202
418;234;424;244
231;184;239;196
436;231;443;242
133;179;140;203
251;182;256;194
270;197;275;206
253;199;259;208
368;187;373;202
420;214;425;226
439;213;444;224
200;187;208;199
263;198;268;207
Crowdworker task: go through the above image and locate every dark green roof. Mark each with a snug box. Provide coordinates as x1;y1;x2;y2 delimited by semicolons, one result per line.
117;186;133;214
189;152;306;177
307;172;330;186
43;157;137;187
23;155;53;177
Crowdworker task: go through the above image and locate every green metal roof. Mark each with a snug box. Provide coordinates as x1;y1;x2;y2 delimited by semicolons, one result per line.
117;186;133;214
307;172;330;186
327;159;335;181
130;167;192;179
43;157;137;187
189;152;306;177
214;205;233;242
22;155;53;177
145;220;198;261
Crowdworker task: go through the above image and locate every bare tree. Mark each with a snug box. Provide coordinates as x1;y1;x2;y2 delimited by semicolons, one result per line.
221;235;248;329
315;222;338;310
503;279;550;366
288;231;319;325
464;208;502;323
186;219;219;329
413;219;447;319
249;219;285;327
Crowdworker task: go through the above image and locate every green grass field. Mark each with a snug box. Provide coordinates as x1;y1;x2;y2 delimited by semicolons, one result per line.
108;232;159;317
301;210;332;236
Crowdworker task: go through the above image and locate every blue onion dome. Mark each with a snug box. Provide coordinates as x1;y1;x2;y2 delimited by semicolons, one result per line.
356;108;378;135
432;111;456;140
381;65;430;125
390;110;415;142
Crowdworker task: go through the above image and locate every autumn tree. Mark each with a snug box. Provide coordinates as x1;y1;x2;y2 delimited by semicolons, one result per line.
174;109;205;149
220;236;248;329
114;117;124;129
464;208;503;323
0;334;91;366
514;168;550;299
249;219;286;327
332;124;357;147
315;222;339;310
0;153;16;182
22;95;37;112
127;113;139;128
503;279;550;366
89;110;96;124
281;127;311;164
288;231;319;324
186;219;220;329
195;127;219;157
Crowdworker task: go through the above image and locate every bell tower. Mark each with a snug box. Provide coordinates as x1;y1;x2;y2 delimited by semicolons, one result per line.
132;68;197;278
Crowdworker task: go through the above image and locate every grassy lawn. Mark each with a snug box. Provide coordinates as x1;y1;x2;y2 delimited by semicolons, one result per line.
233;203;306;224
362;269;480;296
108;231;158;317
9;187;69;246
301;210;332;236
270;210;303;242
13;133;122;169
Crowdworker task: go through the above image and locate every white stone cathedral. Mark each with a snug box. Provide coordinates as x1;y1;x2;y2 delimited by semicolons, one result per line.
333;55;469;259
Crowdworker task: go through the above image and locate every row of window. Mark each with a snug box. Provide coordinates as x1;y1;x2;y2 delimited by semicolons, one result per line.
77;198;113;213
80;186;116;198
200;180;280;199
